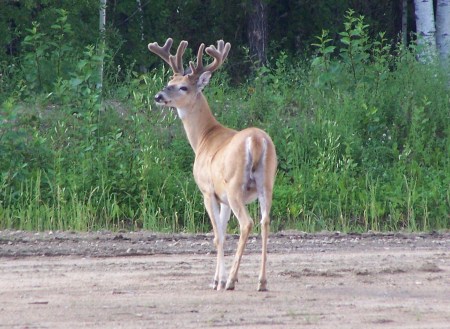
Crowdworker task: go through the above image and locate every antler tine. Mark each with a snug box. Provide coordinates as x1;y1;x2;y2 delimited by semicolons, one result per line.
169;41;188;75
188;40;231;77
148;38;188;75
188;43;205;76
148;38;173;66
204;40;231;73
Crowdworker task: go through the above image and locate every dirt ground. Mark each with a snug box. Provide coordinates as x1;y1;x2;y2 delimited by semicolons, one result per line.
1;230;449;328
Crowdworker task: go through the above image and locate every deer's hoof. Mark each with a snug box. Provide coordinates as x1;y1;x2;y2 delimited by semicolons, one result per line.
213;280;227;290
225;279;237;290
257;279;268;291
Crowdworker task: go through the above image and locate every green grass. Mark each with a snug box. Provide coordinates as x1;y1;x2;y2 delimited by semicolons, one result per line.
1;12;449;232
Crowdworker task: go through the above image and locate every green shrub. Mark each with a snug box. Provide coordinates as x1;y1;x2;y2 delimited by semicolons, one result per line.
1;10;449;232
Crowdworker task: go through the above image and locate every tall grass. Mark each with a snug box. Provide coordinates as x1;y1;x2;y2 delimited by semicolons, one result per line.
1;10;449;232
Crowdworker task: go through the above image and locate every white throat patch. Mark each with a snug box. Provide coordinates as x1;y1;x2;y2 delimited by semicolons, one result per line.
177;108;188;120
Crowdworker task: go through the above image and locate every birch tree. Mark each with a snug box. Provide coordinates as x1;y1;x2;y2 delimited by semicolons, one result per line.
413;0;436;61
98;0;106;92
436;0;450;64
136;0;144;42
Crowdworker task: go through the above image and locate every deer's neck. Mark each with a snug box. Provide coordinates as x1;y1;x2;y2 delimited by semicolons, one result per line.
177;93;222;154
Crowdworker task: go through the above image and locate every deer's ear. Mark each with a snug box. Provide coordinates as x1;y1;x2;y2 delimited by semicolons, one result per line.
197;71;211;91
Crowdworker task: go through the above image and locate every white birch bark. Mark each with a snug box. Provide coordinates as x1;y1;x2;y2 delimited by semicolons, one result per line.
136;0;144;42
414;0;437;61
436;0;450;64
98;0;107;91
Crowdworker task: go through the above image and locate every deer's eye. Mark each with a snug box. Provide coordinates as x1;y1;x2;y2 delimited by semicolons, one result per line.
179;86;188;91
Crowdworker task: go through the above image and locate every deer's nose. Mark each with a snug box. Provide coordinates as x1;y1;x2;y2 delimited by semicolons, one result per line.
154;93;164;103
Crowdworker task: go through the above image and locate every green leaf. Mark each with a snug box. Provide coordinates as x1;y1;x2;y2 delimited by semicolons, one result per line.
70;78;83;87
341;37;350;45
311;57;323;67
323;46;335;54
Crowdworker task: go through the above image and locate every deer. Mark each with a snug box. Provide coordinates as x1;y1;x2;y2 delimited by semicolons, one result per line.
148;38;277;291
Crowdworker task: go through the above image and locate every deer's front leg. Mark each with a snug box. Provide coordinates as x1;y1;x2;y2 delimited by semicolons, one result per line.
216;203;231;289
204;196;229;290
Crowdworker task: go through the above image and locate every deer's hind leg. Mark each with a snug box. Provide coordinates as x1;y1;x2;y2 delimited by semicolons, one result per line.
256;185;272;291
255;139;276;291
225;194;253;290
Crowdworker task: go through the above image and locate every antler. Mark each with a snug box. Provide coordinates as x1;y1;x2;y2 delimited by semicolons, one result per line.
189;40;231;77
148;38;231;77
148;38;188;75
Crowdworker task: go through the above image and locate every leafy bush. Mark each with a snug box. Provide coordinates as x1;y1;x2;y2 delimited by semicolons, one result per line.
263;10;449;231
1;10;449;232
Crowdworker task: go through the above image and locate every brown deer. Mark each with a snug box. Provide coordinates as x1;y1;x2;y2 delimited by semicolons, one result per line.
148;38;277;291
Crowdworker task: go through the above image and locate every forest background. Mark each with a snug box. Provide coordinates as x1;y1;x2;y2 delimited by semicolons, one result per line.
0;0;449;233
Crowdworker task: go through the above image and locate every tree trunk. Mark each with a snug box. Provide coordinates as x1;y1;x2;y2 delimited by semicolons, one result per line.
402;0;408;47
98;0;107;92
436;0;450;64
248;0;268;67
413;0;436;61
136;0;144;42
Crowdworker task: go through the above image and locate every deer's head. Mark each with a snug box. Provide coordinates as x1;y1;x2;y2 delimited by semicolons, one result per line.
148;38;231;110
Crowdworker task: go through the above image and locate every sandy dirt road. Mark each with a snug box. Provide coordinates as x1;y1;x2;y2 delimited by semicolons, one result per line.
1;230;449;328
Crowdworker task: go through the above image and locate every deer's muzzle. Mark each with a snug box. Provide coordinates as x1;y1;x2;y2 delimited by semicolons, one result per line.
154;92;167;105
